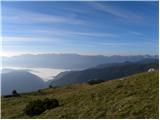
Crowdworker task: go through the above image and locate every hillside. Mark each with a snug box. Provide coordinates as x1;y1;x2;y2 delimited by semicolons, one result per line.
1;71;159;119
51;59;158;86
1;69;47;95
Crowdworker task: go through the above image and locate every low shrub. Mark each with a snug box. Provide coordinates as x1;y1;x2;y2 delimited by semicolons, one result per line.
12;90;20;97
24;99;45;116
24;98;59;116
116;84;123;88
43;98;59;109
38;89;41;93
3;95;12;98
49;85;52;88
88;79;105;85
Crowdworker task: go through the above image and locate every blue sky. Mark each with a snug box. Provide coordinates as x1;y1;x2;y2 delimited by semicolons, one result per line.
1;1;159;56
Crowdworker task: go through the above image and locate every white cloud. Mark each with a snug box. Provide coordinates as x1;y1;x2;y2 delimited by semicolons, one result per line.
1;28;117;43
2;8;87;25
89;2;143;21
129;31;144;36
2;36;52;42
33;29;116;38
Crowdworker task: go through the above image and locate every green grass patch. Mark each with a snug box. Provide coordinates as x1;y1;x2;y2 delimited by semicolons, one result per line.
1;71;159;119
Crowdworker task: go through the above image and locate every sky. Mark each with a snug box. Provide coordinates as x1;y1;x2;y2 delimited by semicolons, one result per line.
1;1;159;56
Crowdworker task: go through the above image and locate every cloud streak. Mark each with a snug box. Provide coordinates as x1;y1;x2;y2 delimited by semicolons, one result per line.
2;8;88;25
2;35;157;47
1;2;158;56
89;2;143;21
33;29;117;38
2;36;56;42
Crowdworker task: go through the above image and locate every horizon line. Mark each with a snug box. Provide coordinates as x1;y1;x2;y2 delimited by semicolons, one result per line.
0;52;159;57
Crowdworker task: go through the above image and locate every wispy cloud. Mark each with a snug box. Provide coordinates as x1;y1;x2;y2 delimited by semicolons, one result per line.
33;29;117;38
2;35;156;47
0;35;63;44
2;8;88;25
89;2;143;21
2;36;53;42
129;31;144;36
2;28;118;43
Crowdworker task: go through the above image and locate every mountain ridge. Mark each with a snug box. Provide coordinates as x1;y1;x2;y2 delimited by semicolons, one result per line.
51;58;158;87
1;69;48;95
3;54;158;69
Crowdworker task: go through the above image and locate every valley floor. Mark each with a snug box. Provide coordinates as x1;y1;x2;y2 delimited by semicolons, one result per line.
1;71;159;119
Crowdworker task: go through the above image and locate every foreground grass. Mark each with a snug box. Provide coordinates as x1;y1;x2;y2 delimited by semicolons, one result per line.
1;71;159;119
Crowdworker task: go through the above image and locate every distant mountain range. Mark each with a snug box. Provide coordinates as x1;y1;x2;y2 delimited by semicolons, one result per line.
50;58;158;87
2;54;158;69
2;54;158;95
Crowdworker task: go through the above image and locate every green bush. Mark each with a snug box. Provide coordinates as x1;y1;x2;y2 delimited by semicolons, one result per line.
49;85;52;88
38;89;41;93
24;99;45;116
12;90;20;97
88;79;105;85
43;98;59;109
24;98;59;116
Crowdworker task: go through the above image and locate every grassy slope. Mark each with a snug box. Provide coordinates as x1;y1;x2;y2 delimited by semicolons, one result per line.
1;71;159;119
